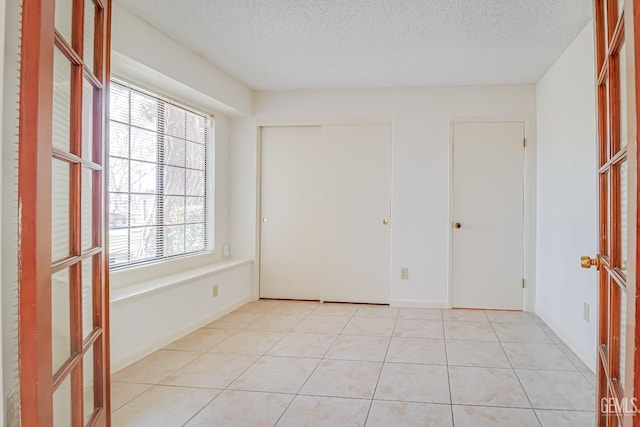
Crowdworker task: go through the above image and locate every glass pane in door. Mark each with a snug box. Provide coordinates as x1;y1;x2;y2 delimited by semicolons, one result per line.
619;287;627;389
84;0;96;72
82;167;93;251
82;78;94;161
619;43;627;149
52;159;71;262
599;82;610;166
52;268;71;374
53;374;72;427
605;78;611;158
83;347;95;424
52;49;71;152
54;0;73;43
599;270;610;351
620;161;627;272
82;257;94;340
600;173;609;257
618;0;624;19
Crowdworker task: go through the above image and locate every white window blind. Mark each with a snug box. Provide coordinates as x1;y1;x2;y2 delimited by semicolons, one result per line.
108;80;211;270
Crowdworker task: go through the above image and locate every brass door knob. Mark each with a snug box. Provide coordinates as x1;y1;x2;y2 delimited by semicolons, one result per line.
454;222;462;229
580;255;599;269
382;219;389;225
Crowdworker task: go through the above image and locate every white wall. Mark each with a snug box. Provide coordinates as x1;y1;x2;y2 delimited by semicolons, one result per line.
109;5;256;371
231;85;538;308
229;121;259;288
112;3;252;116
110;261;253;372
535;22;597;369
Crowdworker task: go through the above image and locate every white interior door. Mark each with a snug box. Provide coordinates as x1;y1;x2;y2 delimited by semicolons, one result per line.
259;126;322;300
320;124;392;304
452;121;525;310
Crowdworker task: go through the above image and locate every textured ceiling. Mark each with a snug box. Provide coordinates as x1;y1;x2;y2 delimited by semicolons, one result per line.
116;0;593;90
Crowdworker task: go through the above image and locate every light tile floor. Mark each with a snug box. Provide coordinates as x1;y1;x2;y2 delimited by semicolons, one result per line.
111;300;597;427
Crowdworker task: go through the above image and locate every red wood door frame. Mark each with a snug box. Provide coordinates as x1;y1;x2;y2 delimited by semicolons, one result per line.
18;1;56;421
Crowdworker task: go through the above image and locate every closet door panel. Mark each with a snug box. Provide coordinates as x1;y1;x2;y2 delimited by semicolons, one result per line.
259;126;322;300
319;124;392;303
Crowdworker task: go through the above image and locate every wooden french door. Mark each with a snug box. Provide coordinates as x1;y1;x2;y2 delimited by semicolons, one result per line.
18;0;112;425
591;0;639;425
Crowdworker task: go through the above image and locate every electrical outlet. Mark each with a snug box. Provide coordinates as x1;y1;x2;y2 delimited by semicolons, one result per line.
212;284;219;298
400;268;409;280
223;244;230;257
583;303;590;322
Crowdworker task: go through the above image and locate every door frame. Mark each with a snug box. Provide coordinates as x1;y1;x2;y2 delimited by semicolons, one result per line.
255;119;393;301
448;118;532;311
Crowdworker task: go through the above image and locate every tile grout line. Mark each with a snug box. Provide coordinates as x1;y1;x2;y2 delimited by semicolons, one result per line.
485;314;543;426
184;301;311;425
227;305;318;393
271;302;360;426
180;389;223;426
552;342;588;373
180;302;282;426
111;300;303;425
535;319;590;374
440;309;456;427
530;316;597;383
362;308;399;426
116;302;593;425
110;383;153;416
556;342;597;375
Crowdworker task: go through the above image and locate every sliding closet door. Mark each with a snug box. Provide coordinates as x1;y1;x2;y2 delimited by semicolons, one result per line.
259;126;322;300
259;124;391;304
320;124;391;303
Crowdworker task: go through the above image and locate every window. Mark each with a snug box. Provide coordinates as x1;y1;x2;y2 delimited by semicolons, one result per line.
108;80;211;270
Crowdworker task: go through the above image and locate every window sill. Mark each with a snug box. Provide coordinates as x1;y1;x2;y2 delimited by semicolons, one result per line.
110;258;253;304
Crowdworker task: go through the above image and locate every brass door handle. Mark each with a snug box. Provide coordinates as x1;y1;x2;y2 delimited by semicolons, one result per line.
454;222;462;229
580;255;599;269
382;219;389;225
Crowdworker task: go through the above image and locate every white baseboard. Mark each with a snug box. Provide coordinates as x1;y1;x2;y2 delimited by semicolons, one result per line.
111;295;252;373
390;299;450;309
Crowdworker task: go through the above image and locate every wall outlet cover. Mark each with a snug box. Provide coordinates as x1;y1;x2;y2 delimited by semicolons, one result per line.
583;302;590;322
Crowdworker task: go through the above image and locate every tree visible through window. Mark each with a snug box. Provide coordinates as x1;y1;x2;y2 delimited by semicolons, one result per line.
108;80;211;269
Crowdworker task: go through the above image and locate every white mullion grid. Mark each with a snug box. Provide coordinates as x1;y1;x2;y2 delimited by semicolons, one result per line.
108;80;210;270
